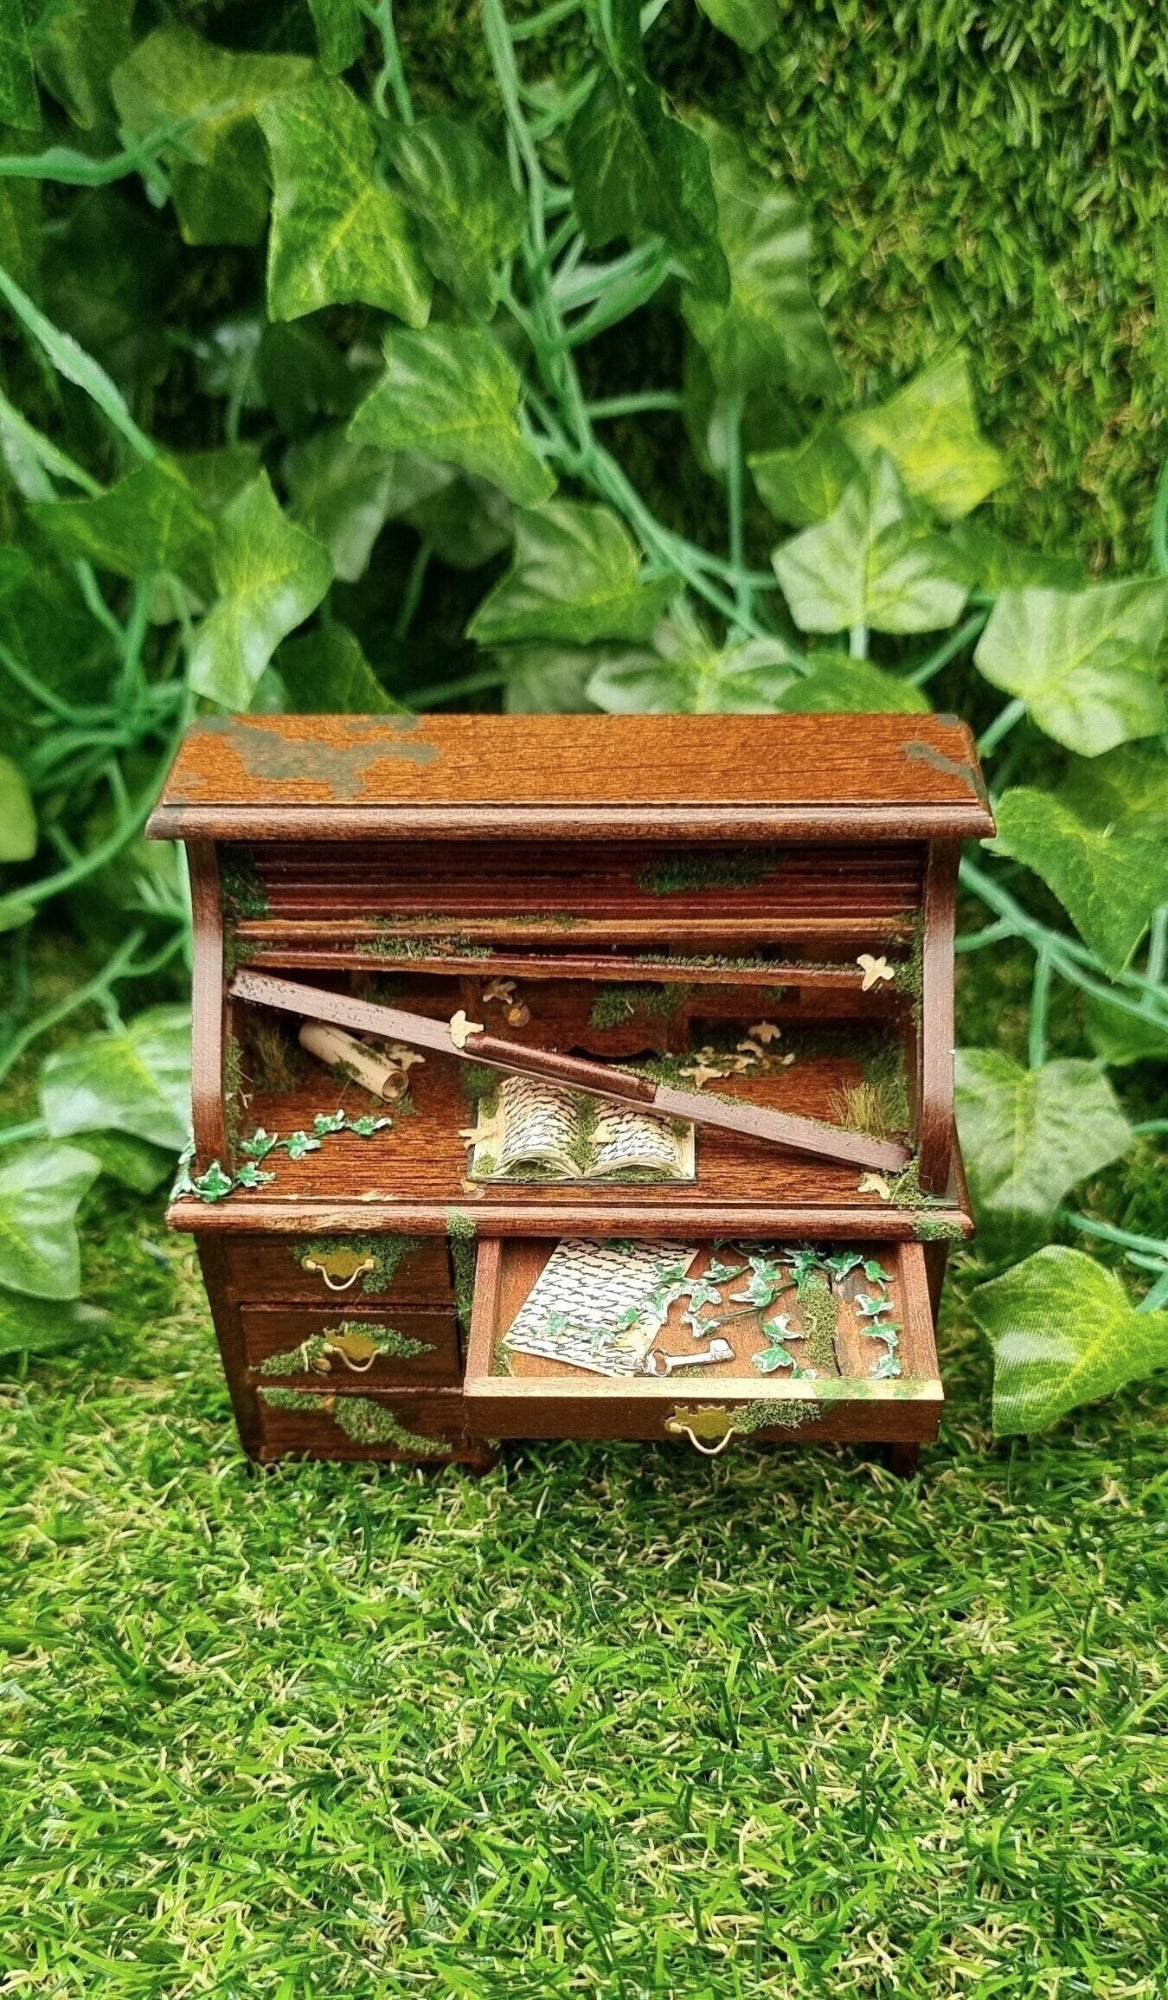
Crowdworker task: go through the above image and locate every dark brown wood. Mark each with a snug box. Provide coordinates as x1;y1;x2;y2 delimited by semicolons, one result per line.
884;1443;922;1477
229;969;909;1173
240;1305;460;1387
918;841;960;1195
151;716;991;1469
148;714;995;842
188;842;228;1171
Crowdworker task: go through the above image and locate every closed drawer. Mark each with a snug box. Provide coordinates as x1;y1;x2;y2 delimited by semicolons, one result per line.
465;1236;941;1451
243;1304;459;1387
224;1233;452;1305
255;1384;469;1461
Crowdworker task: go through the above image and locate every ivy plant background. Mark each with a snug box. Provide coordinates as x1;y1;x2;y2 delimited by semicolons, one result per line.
0;0;1167;1989
1;0;1165;1430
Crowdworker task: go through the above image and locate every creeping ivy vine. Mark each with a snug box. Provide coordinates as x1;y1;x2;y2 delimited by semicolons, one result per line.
0;0;1164;1429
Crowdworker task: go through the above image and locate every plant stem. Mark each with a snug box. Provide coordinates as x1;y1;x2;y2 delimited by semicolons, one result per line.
722;398;751;628
362;0;414;124
0;930;146;1090
848;624;868;661
509;0;584;37
586;393;684;419
0;262;157;462
977;696;1026;757
0;1119;48;1149
1028;947;1052;1069
1152;452;1168;575
413;668;508;707
392;541;430;641
1058;1210;1168;1261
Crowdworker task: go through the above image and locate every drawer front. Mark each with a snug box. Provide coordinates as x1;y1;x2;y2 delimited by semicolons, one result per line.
242;1305;459;1387
255;1384;469;1461
224;1233;452;1305
465;1236;942;1449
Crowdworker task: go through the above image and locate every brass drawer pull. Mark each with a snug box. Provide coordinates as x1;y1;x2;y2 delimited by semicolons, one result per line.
665;1406;738;1456
301;1253;376;1292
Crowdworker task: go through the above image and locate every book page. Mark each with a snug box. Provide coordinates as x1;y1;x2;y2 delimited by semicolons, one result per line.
503;1238;698;1377
478;1075;581;1179
590;1107;695;1180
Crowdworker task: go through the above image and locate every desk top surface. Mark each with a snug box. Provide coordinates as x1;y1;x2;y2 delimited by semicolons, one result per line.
148;712;994;841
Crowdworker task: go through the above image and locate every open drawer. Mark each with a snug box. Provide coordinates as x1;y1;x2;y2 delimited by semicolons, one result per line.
465;1237;942;1452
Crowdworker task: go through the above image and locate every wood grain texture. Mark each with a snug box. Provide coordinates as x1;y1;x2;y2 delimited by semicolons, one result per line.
222;1233;452;1304
918;841;960;1195
187;842;227;1170
148;714;995;840
195;1236;261;1457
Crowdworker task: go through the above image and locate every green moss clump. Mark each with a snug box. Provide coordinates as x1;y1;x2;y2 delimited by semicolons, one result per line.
636;850;782;896
735;1399;820;1435
294;1234;423;1297
798;1275;839;1372
916;1213;966;1243
446;1210;477;1335
220;848;269;921
589;983;690;1030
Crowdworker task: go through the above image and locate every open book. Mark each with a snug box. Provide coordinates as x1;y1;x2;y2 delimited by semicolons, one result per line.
464;1074;695;1183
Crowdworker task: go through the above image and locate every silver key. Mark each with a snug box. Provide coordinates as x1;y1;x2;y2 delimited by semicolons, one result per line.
643;1337;734;1376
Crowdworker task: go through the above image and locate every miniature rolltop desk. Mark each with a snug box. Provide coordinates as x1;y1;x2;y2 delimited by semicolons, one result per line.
148;713;993;1474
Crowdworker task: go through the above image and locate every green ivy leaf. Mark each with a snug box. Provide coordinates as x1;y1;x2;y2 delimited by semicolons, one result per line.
0;751;35;860
28;457;216;595
0;1142;101;1300
990;787;1168;973
349;325;554;508
112;25;312;247
72;1131;174;1193
774;653;931;714
0;896;34;933
565;63;728;301
188;473;332;710
1056;742;1168;840
307;0;363;74
468;501;676;646
279;623;403;715
391;115;525;315
969;1246;1168;1435
41;1005;191;1153
973;581;1168;757
749;427;861;527
0;138;40;295
947;520;1085;594
1085;995;1168;1069
284;428;445;582
31;0;133;130
955;1050;1132;1249
0;0;39;129
498;645;605;714
682;125;839;399
695;0;779;53
587;606;799;711
841;354;1004;521
258;76;431;326
403;470;512;570
0;1293;112;1359
772;450;968;635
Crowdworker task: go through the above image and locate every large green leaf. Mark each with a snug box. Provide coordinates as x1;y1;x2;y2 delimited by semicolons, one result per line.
41;1005;191;1153
112;25;311;247
955;1050;1132;1249
188;473;332;710
307;0;363;74
969;1247;1168;1435
841;354;1004;521
468;501;676;646
31;0;133;129
403;471;512;570
1056;741;1168;839
0;751;35;860
258;77;431;326
391;116;525;314
772;450;968;635
0;1143;101;1300
349;325;553;509
0;135;40;295
285;428;447;582
695;0;779;52
774;653;931;714
499;645;605;714
565;63;728;301
974;580;1168;757
587;609;799;712
279;623;402;715
28;458;216;595
990;787;1168;974
682;125;839;399
1085;995;1168;1068
0;0;38;128
0;1293;112;1359
749;427;861;528
947;521;1085;594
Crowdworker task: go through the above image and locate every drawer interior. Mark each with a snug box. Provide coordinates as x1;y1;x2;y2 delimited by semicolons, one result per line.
465;1236;941;1446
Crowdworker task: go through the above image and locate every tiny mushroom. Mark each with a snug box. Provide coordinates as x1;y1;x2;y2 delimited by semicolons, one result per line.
856;953;895;991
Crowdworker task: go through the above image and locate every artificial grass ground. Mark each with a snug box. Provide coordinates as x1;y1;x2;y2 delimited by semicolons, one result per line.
3;1221;1167;1995
2;926;1167;1995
